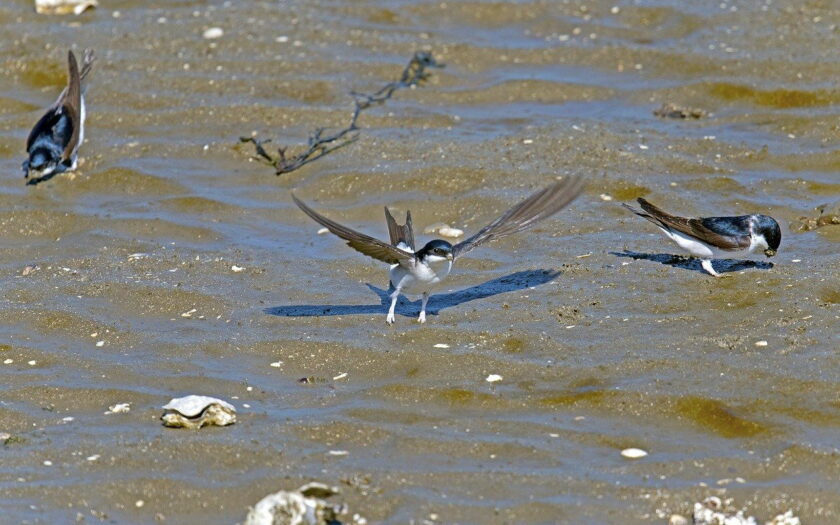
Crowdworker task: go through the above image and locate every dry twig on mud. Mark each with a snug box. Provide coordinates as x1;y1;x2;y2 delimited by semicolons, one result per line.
240;52;444;175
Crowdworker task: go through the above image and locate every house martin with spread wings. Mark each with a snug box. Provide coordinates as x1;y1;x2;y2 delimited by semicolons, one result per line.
292;176;585;323
622;197;781;276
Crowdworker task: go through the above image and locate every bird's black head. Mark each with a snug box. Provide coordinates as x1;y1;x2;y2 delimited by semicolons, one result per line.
28;148;52;171
754;215;781;257
417;239;454;262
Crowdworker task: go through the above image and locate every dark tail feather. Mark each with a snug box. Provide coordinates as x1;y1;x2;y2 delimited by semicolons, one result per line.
384;207;415;250
622;198;667;228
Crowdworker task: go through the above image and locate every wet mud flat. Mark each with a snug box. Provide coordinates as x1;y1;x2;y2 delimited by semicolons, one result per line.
0;0;839;523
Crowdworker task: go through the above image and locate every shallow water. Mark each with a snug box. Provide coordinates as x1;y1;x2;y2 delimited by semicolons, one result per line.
0;0;838;523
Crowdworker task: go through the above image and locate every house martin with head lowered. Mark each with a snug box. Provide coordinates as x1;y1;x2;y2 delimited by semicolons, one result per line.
292;176;585;324
23;49;95;180
622;197;781;277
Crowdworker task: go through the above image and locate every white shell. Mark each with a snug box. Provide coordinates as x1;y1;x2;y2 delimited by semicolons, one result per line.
35;0;98;15
162;395;235;417
620;447;648;459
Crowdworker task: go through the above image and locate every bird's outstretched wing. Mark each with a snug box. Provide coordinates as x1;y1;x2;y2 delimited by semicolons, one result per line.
384;207;415;251
452;175;585;259
623;198;750;250
292;193;416;265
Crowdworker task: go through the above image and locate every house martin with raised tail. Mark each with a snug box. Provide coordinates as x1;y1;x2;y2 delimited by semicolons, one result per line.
292;176;585;324
23;49;95;180
622;197;781;277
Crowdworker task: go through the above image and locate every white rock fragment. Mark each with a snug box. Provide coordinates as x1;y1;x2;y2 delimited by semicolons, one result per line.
270;361;283;368
106;403;130;414
485;374;503;383
86;454;100;461
202;27;224;39
127;253;148;260
231;265;246;272
27;360;37;366
423;222;464;237
95;341;104;347
43;460;53;466
135;500;144;508
522;139;534;144
599;193;613;201
332;373;348;381
433;343;449;349
438;227;464;238
3;359;12;365
755;340;768;347
620;447;648;459
327;450;348;456
34;0;97;15
181;308;197;318
161;395;236;429
244;482;359;525
317;228;329;235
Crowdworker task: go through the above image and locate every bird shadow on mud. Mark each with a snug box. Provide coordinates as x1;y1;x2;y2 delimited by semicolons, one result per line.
264;269;561;319
611;250;773;275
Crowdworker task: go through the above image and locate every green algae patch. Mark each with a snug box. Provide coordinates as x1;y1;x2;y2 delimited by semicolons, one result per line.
677;396;767;438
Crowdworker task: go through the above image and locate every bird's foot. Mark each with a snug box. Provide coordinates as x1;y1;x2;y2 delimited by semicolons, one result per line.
386;312;395;325
701;259;721;277
417;312;426;324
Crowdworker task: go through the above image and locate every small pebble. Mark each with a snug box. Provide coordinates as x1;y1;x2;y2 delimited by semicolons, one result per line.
95;341;104;347
202;27;223;39
669;515;689;525
332;372;348;381
328;450;348;456
27;360;37;366
3;359;13;364
755;340;768;347
269;361;283;368
485;374;503;383
620;447;648;459
317;228;329;235
86;455;100;461
135;500;144;508
433;343;449;349
599;194;613;201
43;460;53;466
231;265;245;272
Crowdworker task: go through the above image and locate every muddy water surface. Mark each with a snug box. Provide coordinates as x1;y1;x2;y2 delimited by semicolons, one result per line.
0;0;838;523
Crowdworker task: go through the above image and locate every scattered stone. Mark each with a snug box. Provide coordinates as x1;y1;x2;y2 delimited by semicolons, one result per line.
332;372;348;381
690;496;799;525
244;482;366;525
317;228;329;235
202;27;224;39
755;340;768;347
485;374;503;383
620;447;648;459
433;343;449;349
34;0;97;15
22;266;36;276
231;265;246;272
161;395;236;429
793;200;840;231
654;103;707;119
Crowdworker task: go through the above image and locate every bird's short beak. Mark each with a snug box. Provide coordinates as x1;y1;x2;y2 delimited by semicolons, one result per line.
446;253;453;261
764;248;776;257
